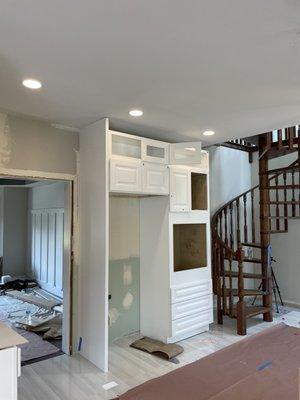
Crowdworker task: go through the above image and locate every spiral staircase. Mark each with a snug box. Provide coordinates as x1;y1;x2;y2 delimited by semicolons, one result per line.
212;125;300;335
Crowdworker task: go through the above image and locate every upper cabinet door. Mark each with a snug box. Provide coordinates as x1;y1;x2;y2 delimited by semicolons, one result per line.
110;158;142;193
142;162;169;195
142;138;169;164
110;130;142;159
169;142;202;165
170;167;191;212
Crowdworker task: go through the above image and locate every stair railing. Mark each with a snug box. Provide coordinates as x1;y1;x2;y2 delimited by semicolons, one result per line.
212;135;299;324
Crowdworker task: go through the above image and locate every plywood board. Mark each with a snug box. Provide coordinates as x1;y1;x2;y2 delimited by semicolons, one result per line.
0;322;28;349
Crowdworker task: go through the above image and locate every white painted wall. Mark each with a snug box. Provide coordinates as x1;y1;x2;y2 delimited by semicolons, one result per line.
3;188;28;276
208;146;252;215
79;118;109;372
0;112;78;174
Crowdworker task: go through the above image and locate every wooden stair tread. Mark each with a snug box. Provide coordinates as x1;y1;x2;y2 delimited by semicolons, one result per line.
231;306;271;319
223;271;264;279
241;242;263;248
225;256;262;264
267;184;300;190
224;289;265;296
268;216;300;220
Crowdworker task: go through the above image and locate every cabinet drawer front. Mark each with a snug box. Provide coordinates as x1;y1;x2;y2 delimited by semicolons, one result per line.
171;295;212;320
142;162;169;194
172;309;213;337
171;280;212;303
110;159;142;192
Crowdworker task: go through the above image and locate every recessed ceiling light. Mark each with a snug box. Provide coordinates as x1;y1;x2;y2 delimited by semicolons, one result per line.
22;79;42;89
129;109;143;117
203;130;215;136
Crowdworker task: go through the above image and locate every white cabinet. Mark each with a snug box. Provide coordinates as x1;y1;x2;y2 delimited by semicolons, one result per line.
170;167;191;212
169;142;202;165
142;138;169;164
0;346;21;400
142;162;169;195
110;158;142;193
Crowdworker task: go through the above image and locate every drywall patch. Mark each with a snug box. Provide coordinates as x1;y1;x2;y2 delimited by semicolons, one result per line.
0;113;12;167
123;264;133;285
109;308;120;326
122;292;133;310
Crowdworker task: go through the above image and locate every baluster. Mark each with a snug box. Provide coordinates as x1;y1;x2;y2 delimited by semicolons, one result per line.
229;203;234;249
221;248;227;315
219;212;223;241
236;248;246;335
236;198;241;246
292;171;296;217
216;246;223;324
289;127;294;150
277;129;283;150
243;194;248;243
251;189;256;243
275;176;280;230
224;207;228;246
228;254;233;317
283;172;288;230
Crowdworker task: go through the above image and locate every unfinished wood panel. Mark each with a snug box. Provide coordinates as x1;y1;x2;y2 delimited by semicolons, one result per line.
173;224;207;272
191;173;207;210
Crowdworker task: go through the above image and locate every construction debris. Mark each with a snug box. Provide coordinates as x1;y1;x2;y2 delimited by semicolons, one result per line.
6;290;61;310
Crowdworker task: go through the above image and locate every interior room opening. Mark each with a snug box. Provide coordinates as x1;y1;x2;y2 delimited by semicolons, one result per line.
0;177;72;365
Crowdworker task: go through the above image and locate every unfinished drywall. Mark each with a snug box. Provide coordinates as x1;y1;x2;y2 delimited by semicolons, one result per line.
109;196;140;342
3;188;28;276
0;112;78;174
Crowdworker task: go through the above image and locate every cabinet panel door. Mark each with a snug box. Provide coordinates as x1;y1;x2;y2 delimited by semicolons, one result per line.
169;142;202;165
110;158;142;193
170;167;191;212
142;138;169;164
142;162;169;195
0;347;18;400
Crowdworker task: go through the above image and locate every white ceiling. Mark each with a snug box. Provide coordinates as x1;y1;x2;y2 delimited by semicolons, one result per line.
1;0;300;144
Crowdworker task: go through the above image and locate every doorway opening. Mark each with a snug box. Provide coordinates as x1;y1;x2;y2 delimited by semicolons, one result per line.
0;177;73;365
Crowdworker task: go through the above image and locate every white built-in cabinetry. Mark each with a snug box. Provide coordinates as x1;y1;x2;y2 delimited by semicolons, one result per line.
79;118;213;372
108;128;213;344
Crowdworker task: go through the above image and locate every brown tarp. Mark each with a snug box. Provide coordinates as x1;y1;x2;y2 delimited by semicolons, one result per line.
115;324;300;399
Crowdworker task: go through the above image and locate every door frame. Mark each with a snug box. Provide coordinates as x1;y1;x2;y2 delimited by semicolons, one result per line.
0;167;77;355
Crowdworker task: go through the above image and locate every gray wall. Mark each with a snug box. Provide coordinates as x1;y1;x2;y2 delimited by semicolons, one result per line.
0;112;78;174
3;188;28;276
